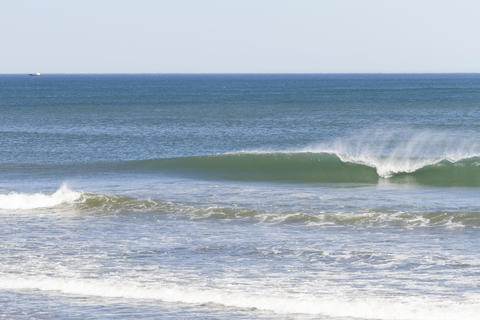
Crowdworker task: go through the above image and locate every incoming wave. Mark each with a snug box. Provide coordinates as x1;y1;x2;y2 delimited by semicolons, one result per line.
124;129;480;186
123;152;480;186
3;186;479;227
71;193;480;227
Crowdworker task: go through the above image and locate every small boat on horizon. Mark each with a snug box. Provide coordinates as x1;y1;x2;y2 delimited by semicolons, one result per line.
29;72;41;76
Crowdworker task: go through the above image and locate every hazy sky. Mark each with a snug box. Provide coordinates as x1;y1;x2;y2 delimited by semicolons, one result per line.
1;0;479;73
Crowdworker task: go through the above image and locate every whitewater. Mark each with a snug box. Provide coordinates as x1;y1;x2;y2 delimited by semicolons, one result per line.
1;74;480;320
2;275;480;320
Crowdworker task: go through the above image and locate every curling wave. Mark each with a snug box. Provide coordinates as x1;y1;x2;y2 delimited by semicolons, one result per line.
123;152;480;186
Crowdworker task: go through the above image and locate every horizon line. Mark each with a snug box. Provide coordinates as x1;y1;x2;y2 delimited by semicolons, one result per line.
2;72;480;75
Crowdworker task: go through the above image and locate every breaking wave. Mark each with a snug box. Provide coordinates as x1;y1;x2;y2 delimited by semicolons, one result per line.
119;129;480;186
5;130;480;187
0;184;81;210
2;186;479;227
124;152;480;186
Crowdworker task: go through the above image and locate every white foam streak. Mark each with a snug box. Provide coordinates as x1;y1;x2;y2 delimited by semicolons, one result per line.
0;184;81;210
1;276;479;320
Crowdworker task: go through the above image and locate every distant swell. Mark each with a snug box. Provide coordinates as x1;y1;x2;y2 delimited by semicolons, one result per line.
124;152;480;187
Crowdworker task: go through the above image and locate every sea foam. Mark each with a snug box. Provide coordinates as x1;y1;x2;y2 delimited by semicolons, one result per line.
0;184;81;210
1;275;479;320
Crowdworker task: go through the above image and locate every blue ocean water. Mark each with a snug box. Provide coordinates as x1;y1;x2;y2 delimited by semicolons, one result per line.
1;74;480;319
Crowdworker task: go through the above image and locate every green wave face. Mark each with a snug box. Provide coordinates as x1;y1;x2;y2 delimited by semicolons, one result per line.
124;153;480;187
389;158;480;187
130;153;380;183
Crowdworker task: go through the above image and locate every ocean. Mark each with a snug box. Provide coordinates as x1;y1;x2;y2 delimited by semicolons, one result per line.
1;74;479;319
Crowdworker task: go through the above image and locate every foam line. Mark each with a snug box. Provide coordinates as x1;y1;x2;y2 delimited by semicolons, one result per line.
1;275;479;320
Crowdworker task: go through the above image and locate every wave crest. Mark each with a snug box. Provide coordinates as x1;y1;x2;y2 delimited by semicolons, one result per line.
0;184;81;210
305;129;480;178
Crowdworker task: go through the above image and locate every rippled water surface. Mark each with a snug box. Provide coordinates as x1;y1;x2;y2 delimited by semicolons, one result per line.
1;74;480;319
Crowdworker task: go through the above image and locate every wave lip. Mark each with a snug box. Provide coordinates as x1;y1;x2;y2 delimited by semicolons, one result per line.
0;184;81;210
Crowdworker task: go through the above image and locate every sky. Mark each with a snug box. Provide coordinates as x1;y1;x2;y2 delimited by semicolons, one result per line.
1;0;479;73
